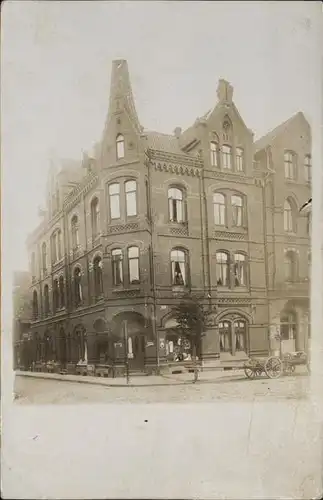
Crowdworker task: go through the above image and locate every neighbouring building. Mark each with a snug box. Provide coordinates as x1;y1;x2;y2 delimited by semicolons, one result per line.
22;60;311;375
12;271;32;369
254;112;312;355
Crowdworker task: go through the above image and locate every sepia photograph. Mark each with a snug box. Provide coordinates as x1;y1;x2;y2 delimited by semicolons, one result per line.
2;1;322;498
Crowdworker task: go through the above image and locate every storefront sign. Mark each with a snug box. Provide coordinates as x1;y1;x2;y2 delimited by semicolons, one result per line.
114;342;123;348
146;341;154;347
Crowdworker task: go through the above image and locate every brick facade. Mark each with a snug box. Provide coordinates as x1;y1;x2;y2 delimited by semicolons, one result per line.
23;60;311;374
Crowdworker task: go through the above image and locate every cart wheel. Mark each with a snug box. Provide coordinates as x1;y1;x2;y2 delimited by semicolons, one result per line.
265;356;283;379
244;367;256;379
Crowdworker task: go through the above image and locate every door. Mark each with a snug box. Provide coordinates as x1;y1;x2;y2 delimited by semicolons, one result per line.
128;335;145;370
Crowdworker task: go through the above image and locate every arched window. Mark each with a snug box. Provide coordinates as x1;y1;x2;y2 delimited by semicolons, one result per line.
109;183;120;219
93;256;103;298
232;195;244;227
284;250;298;282
41;243;47;273
74;267;83;306
116;134;125;160
234;253;247;287
210;141;218;167
218;317;248;354
32;290;38;320
59;276;65;308
125;180;137;217
31;252;36;280
53;279;59;312
128;246;140;284
112;248;123;285
236;147;244;172
71;216;79;250
284;151;297;180
219;321;231;352
171;248;188;286
216;251;229;287
213;192;226;226
280;310;297;341
57;230;62;260
168;187;184;223
304;155;311;182
222;145;232;169
284;199;295;232
44;285;50;316
91;197;100;239
51;232;57;263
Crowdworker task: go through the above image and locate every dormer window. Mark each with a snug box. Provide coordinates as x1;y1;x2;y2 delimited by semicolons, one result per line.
116;134;125;160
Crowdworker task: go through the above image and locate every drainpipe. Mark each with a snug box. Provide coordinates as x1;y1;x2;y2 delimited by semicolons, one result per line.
146;151;160;373
263;147;275;354
198;174;206;293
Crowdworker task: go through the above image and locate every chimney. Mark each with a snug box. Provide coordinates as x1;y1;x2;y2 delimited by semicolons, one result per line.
217;79;233;103
174;127;182;138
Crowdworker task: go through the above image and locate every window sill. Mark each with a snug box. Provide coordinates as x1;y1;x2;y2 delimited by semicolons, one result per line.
171;285;188;293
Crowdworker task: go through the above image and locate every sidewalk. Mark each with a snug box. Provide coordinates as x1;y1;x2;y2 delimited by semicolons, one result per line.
15;368;246;388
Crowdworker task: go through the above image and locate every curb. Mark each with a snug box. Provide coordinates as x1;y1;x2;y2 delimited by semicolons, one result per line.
15;370;245;388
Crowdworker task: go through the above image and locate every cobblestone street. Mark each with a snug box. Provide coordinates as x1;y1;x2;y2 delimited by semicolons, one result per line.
14;370;309;404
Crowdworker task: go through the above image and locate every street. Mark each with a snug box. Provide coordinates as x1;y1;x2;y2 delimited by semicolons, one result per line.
14;371;309;404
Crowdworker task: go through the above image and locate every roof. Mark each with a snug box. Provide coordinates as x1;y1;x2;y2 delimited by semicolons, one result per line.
254;112;306;153
142;131;184;154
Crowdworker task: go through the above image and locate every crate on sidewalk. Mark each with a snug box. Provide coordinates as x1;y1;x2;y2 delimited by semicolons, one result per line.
95;364;113;378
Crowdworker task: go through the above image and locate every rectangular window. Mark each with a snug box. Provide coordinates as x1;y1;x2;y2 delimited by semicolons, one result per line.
52;234;57;262
304;155;311;182
125;181;137;217
284;152;296;180
219;322;231;352
109;183;120;219
128;247;140;284
234;254;246;286
232;195;243;227
112;249;123;285
222;145;232;169
236;147;244;172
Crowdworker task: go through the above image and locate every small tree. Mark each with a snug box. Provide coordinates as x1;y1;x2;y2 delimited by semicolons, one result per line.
173;293;207;382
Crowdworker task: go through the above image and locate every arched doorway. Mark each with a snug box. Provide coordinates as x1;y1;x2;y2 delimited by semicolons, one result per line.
111;312;148;370
59;328;67;367
217;315;248;356
73;325;87;363
280;308;297;353
164;317;192;361
93;318;111;364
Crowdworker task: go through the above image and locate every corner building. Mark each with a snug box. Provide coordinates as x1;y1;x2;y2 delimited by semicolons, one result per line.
26;60;311;375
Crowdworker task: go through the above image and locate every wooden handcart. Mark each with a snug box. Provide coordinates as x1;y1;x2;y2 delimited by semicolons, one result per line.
243;351;310;380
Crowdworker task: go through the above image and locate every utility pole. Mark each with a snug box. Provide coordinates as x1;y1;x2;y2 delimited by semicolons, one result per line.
124;320;130;384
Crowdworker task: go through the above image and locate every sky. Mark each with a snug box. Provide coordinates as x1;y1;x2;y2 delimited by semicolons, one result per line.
2;0;321;273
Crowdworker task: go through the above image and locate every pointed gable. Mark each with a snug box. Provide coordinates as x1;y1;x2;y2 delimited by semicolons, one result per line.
108;59;142;134
254;112;310;153
101;60;143;166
